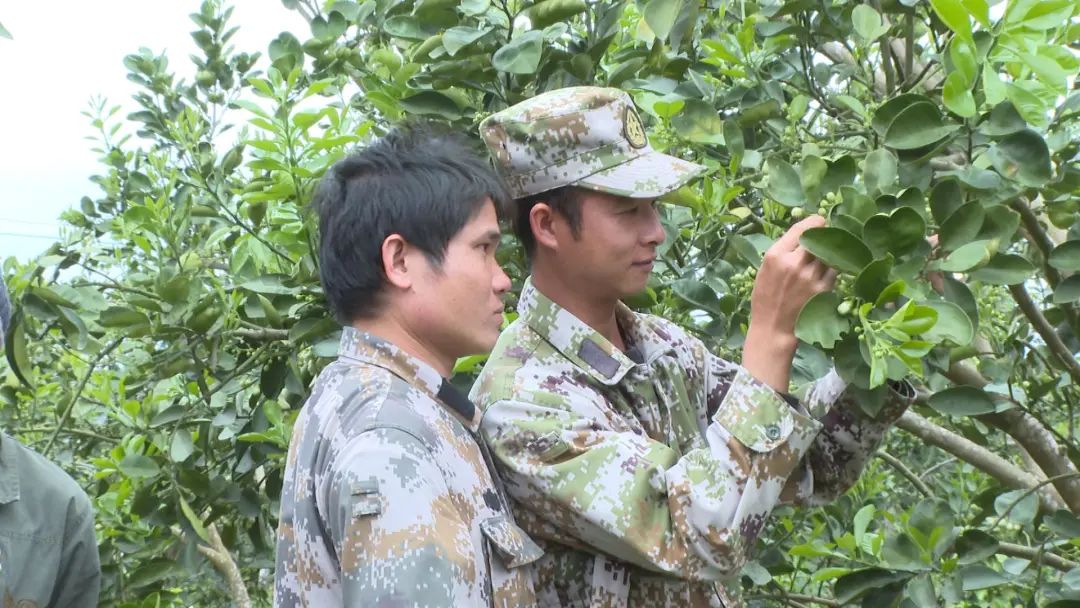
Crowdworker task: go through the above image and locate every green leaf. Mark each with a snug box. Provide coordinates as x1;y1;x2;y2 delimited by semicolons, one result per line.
1006;83;1048;128
994;489;1038;526
977;205;1021;243
927;386;996;416
961;0;991;27
862;207;925;257
922;300;974;345
671;279;725;317
855;257;895;302
982;63;1006;105
795;292;850;349
930;0;972;42
1052;276;1080;304
854;504;875;546
527;0;588;29
993;129;1052;187
1045;510;1080;539
99;307;151;329
179;495;210;542
399;91;463;120
939;203;985;251
948;38;978;86
852;5;886;41
766;158;805;206
4;312;34;388
834;569;912;604
383;16;431;40
943;72;977;118
237;275;296;295
643;0;687;41
884;102;959;150
442;26;491;56
492;30;543;74
871;94;932;136
671;100;725;145
969;254;1035;285
937;240;991;272
930;178;963;224
268;32;304;73
955;529;999;565
863;149;897;197
1020;52;1068;91
883;532;924;570
1047;241;1080;271
800;227;874;274
170;430;195;463
119;454;161;479
0;21;10;40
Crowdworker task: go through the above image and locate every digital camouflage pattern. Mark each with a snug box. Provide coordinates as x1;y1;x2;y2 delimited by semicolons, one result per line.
275;328;542;607
479;86;706;199
470;280;914;607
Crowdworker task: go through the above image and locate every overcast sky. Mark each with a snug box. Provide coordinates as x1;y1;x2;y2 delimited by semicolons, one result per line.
0;1;307;262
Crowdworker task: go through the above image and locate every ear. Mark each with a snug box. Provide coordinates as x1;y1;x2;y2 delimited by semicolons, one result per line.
380;234;413;290
529;202;562;251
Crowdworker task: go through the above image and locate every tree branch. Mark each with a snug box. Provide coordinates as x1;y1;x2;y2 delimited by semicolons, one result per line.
196;524;251;608
895;410;1065;511
997;542;1078;572
876;450;932;497
1007;283;1080;386
944;362;1080;513
747;593;837;607
43;338;124;457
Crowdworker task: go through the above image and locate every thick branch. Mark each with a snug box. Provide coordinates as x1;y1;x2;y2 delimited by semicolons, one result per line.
944;362;1080;513
1008;283;1080;386
197;524;251;608
895;411;1064;511
997;542;1078;572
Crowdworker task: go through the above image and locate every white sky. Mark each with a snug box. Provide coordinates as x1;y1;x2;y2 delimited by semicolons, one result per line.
0;1;307;262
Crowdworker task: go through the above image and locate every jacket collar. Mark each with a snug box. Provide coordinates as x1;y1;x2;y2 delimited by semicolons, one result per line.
337;327;481;432
517;277;674;384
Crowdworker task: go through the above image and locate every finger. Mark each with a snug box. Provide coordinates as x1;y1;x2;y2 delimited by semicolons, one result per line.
812;259;833;281
775;215;826;251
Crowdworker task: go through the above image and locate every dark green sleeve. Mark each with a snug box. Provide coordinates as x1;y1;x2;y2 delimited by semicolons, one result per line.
48;494;100;608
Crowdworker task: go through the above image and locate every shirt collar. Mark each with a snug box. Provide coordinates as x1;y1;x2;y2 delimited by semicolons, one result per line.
337;327;482;432
517;277;674;384
0;434;21;504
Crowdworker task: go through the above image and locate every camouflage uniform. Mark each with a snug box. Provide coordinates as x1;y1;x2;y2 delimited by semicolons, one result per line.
275;328;542;607
472;87;915;607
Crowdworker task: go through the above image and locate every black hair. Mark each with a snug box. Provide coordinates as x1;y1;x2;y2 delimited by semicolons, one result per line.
513;185;585;259
314;122;510;323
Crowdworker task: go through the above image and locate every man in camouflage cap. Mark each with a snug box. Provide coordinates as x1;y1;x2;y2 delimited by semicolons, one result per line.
275;124;541;607
471;87;914;607
0;280;101;607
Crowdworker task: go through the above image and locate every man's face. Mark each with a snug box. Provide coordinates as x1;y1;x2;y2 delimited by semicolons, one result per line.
553;190;666;300
409;198;511;359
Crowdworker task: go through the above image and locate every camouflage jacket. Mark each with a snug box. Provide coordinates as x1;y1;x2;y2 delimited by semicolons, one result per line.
470;279;913;608
275;328;542;607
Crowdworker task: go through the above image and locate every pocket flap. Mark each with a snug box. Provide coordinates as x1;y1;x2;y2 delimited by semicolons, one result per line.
480;515;543;569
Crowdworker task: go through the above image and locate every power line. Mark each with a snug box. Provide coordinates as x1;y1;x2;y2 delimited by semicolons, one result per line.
0;231;58;240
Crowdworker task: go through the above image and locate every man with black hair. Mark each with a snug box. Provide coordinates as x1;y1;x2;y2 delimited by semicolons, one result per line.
274;124;541;607
0;280;101;607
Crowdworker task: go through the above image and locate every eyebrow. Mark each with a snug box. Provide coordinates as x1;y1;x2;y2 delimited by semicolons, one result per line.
473;229;501;245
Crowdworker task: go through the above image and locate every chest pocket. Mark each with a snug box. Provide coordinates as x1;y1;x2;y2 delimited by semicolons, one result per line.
480;515;543;569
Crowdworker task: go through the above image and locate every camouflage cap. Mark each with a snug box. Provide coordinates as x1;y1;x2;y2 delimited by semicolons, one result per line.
480;86;706;199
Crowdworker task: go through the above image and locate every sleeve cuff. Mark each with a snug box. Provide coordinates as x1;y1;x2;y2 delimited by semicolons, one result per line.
712;368;820;452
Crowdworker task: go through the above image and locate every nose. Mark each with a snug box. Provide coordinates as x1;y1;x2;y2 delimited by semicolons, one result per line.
643;203;666;247
493;262;512;295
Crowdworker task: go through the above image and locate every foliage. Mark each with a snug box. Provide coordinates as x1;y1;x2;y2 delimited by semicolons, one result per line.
2;0;1079;606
